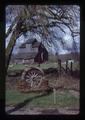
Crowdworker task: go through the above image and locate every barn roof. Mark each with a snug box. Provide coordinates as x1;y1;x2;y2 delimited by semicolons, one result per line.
19;38;40;48
13;52;37;60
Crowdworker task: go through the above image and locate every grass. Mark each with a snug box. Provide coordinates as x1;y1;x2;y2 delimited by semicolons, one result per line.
6;89;79;108
8;64;26;71
40;62;57;69
5;89;37;105
54;90;79;107
8;62;58;71
24;90;79;108
8;61;79;71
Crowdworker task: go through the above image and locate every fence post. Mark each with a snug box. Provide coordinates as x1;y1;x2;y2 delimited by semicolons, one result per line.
66;60;68;73
70;62;73;75
58;59;61;76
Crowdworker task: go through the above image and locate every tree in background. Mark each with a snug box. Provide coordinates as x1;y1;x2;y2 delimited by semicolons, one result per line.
5;5;80;69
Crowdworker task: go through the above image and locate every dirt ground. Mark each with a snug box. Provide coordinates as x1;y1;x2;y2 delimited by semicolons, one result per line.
6;106;79;115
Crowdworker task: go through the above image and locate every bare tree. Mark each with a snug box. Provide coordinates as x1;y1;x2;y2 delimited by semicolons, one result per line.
5;5;80;69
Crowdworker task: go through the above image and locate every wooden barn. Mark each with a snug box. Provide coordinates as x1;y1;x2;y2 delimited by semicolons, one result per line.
11;39;48;64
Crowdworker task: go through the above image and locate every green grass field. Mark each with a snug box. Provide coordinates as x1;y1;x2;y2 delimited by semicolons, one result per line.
8;62;79;71
8;62;58;71
6;89;79;108
8;64;26;71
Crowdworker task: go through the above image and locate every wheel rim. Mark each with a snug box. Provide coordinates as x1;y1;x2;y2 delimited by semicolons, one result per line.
24;69;43;88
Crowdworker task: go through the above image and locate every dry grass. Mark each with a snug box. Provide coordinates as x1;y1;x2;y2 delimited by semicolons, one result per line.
47;74;79;91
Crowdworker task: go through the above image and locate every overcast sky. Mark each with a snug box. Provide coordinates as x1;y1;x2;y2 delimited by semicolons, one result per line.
6;5;80;55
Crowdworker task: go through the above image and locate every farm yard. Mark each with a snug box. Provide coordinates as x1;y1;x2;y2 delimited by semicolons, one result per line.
5;5;80;115
6;62;80;115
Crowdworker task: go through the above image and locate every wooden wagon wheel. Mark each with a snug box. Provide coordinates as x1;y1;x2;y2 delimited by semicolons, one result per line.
21;67;44;89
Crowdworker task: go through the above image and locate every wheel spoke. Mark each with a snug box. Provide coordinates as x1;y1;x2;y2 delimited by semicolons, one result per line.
30;80;34;85
26;79;31;83
27;73;32;77
25;75;30;78
33;73;39;78
22;68;43;88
